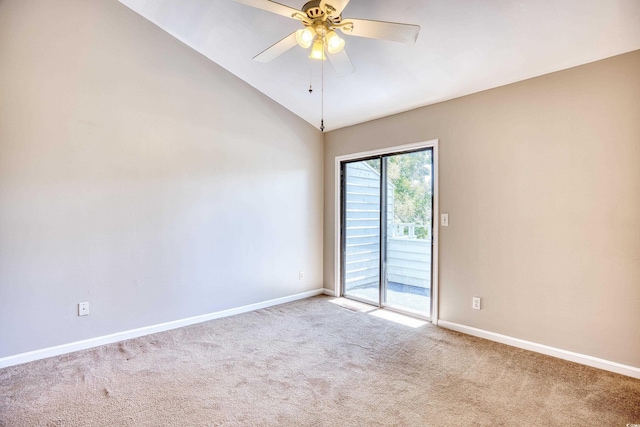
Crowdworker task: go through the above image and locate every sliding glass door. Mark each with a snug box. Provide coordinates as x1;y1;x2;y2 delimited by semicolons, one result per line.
341;149;433;318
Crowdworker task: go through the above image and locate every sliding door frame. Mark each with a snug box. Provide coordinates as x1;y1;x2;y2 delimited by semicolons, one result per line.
334;139;440;324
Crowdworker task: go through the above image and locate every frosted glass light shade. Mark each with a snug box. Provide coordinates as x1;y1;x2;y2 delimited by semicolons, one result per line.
296;27;316;49
325;30;345;54
309;39;326;60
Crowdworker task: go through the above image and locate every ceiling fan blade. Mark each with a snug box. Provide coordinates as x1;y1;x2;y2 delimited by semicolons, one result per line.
341;18;420;43
320;0;350;17
253;32;298;63
327;48;355;76
234;0;300;20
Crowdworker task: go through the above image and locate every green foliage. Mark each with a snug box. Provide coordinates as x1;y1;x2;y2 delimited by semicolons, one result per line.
388;152;432;239
364;152;433;239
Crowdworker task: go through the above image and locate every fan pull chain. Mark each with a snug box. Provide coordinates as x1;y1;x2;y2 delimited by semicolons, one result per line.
320;37;325;132
308;56;313;94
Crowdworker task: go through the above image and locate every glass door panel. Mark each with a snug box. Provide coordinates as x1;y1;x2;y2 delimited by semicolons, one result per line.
383;150;433;316
342;159;381;304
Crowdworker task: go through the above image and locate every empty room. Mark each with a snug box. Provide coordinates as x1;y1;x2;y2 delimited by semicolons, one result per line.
1;0;639;425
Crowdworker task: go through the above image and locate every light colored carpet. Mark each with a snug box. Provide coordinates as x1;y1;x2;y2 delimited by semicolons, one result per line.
1;296;639;426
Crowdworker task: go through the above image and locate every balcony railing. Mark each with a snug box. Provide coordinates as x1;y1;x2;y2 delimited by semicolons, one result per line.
345;222;432;291
390;223;430;239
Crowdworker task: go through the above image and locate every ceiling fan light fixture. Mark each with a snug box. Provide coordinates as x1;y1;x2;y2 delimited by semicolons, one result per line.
325;30;345;54
309;39;326;60
295;27;316;49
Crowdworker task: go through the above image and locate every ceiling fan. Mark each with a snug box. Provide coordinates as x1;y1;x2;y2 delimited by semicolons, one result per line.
234;0;421;75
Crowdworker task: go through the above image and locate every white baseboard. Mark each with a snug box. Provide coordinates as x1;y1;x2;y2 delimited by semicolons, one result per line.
0;288;325;370
323;288;336;297
437;320;640;380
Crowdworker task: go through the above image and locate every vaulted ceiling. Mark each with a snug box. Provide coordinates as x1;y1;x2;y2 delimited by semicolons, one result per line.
119;0;640;131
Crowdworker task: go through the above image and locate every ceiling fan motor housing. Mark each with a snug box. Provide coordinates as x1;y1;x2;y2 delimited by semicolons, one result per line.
302;1;325;19
301;0;345;34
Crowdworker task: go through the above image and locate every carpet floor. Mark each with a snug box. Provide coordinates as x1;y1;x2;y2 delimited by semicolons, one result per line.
1;296;639;426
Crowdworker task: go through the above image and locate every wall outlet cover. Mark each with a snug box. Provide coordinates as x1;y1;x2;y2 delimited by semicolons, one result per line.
78;302;90;316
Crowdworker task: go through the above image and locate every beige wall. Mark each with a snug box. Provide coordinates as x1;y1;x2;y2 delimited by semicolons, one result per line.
324;50;640;367
0;0;323;358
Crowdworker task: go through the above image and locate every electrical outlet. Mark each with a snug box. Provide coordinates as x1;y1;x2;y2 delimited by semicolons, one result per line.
78;302;90;316
299;271;304;280
472;297;481;310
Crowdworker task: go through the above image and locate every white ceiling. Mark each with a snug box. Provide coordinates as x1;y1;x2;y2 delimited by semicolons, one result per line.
119;0;640;131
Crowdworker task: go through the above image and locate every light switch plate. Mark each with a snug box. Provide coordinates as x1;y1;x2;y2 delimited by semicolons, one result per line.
441;214;449;226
